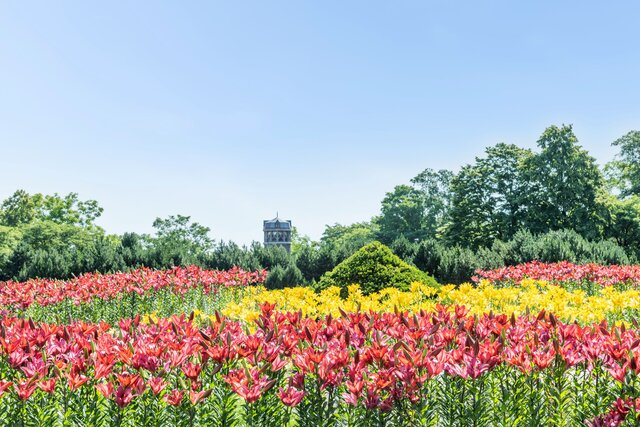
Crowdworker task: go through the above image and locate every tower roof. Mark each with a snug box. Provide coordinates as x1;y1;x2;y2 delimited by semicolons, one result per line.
263;214;292;230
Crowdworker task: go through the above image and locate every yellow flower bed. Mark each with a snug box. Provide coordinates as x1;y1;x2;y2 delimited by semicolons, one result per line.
220;279;640;325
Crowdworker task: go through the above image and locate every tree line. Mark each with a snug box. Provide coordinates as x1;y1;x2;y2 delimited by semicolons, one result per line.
1;125;639;285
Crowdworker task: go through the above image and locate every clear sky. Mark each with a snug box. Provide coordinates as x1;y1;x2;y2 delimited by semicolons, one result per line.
1;1;638;244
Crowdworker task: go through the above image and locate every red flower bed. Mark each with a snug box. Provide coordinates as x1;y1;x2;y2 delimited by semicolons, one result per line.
473;260;640;287
0;304;638;424
0;265;267;309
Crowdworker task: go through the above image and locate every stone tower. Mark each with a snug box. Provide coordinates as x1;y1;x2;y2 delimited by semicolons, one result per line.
263;214;292;253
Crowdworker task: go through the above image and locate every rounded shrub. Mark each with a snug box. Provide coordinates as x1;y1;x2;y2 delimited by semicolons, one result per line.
316;241;438;296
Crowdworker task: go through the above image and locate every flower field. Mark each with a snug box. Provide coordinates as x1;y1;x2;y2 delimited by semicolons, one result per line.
1;266;266;324
474;261;640;289
220;280;640;325
1;265;640;426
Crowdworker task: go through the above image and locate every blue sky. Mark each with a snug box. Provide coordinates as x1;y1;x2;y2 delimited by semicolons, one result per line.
1;1;638;244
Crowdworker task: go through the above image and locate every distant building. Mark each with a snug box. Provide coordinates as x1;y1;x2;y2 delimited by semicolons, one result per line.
263;214;292;253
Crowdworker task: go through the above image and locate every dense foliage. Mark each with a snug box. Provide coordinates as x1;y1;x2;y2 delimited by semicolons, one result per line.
316;242;437;295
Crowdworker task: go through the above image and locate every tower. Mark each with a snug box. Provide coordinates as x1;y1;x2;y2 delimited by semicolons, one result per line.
263;214;292;253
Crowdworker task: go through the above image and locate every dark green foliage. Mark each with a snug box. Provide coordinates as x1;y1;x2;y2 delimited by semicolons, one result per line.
445;144;533;248
263;265;284;289
294;244;322;282
317;241;438;295
537;229;588;263
590;239;632;265
604;196;640;260
251;243;291;270
390;235;418;263
402;229;632;284
495;229;541;266
496;229;632;266
264;263;304;289
119;233;148;268
376;185;430;244
523;125;608;239
376;169;453;244
436;246;480;285
202;241;261;271
413;239;443;276
475;246;505;270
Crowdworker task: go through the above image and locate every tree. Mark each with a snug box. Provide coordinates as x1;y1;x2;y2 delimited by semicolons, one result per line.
605;196;640;258
0;190;43;226
321;222;378;255
0;225;22;277
150;215;213;266
410;168;454;238
1;221;107;280
478;143;532;239
413;239;442;276
390;235;418;263
376;169;453;245
294;243;320;282
119;232;150;268
605;130;640;198
445;164;495;248
42;193;103;227
250;243;290;270
376;185;428;244
0;190;103;228
290;226;311;254
523;125;607;239
445;144;532;248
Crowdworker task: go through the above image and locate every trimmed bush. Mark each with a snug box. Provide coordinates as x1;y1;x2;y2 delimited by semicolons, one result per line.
316;241;438;296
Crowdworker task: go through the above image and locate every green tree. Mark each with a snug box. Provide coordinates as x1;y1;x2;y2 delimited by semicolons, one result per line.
605;130;640;198
289;226;310;254
410;168;454;238
321;221;378;255
445;164;494;248
445;143;532;248
150;215;213;266
523;125;607;239
0;225;23;276
479;144;532;239
413;239;442;276
390;234;418;263
376;169;453;244
1;221;105;280
119;232;150;268
604;195;640;258
42;192;103;227
376;185;428;244
0;190;44;226
0;190;103;228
